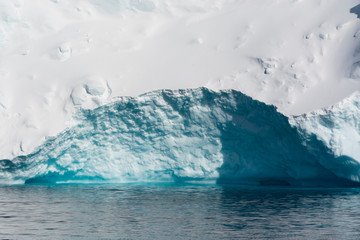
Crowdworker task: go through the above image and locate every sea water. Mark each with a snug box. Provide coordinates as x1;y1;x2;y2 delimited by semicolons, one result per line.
0;183;360;239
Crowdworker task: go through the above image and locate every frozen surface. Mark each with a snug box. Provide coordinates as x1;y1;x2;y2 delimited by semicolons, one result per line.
1;88;359;186
351;4;360;19
291;91;360;182
1;0;360;159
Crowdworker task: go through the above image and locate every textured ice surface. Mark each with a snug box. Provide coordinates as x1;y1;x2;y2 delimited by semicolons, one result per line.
351;4;360;18
350;62;360;79
291;91;360;182
0;88;358;186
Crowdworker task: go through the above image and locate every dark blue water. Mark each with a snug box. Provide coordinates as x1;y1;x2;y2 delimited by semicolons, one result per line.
1;184;360;239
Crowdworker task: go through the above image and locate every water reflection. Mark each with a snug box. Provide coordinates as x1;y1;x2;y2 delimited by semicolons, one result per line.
0;184;360;239
220;185;360;239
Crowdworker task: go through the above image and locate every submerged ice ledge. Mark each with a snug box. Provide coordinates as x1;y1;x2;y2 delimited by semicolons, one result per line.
1;88;360;186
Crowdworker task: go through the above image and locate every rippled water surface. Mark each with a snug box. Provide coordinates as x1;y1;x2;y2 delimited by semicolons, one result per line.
1;184;360;239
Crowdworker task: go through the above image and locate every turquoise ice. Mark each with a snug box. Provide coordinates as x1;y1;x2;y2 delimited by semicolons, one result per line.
1;88;359;186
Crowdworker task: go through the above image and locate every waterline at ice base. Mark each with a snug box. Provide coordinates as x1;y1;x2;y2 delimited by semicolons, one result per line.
1;88;360;187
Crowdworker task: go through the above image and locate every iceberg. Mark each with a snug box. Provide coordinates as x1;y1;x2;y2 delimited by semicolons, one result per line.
0;88;359;186
290;91;360;183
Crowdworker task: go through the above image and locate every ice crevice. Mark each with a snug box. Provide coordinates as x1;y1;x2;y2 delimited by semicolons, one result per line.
1;88;360;186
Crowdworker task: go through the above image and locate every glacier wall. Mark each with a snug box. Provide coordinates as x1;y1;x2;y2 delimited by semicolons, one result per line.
291;91;360;183
0;88;359;186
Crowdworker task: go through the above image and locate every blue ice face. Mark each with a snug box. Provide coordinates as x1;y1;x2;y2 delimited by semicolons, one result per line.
1;88;359;186
351;4;360;19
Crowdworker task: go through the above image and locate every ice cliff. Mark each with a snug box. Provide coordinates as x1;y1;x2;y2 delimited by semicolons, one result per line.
291;91;360;183
1;88;359;186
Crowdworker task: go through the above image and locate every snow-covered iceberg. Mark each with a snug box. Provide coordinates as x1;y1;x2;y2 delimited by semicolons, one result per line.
291;91;360;183
0;88;359;186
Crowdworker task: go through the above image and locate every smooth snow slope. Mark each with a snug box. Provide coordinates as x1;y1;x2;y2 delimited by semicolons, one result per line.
1;88;356;186
0;0;360;159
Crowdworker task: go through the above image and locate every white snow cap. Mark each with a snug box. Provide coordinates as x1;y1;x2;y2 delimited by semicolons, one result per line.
0;0;360;159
